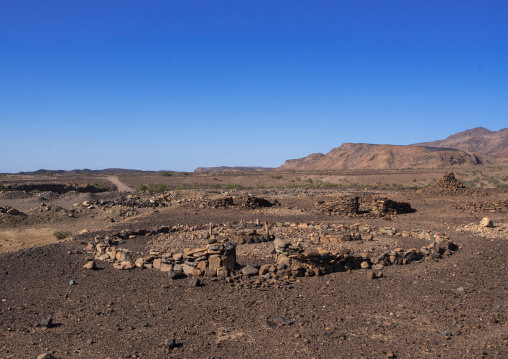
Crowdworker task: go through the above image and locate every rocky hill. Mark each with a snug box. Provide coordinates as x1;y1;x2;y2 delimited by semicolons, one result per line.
412;127;508;158
278;143;508;171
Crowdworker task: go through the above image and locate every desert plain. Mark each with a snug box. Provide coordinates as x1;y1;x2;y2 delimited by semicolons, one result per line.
0;168;507;358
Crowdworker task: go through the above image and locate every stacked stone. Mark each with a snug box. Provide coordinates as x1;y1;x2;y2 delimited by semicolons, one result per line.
274;239;368;276
199;195;278;209
199;196;236;209
273;237;458;277
366;197;414;216
316;195;413;217
230;229;275;244
371;238;458;269
91;241;237;278
315;196;359;216
236;195;278;209
452;200;508;213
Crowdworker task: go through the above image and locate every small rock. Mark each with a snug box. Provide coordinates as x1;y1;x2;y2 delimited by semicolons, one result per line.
274;238;290;248
479;217;494;228
274;316;293;325
189;277;200;287
40;317;53;328
69;280;76;286
37;353;56;359
83;261;96;270
441;330;452;337
163;337;176;349
366;271;376;280
241;265;259;277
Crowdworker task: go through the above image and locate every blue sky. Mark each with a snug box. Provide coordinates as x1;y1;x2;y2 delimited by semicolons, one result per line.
1;1;507;172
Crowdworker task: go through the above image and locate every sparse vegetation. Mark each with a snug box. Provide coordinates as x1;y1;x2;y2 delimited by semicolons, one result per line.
45;171;53;177
0;183;8;192
209;183;222;189
176;183;189;190
226;184;244;190
93;182;110;191
136;183;167;193
160;171;173;177
53;231;72;240
271;175;283;180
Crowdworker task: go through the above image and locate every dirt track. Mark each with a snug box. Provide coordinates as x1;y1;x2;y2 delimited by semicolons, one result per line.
106;176;133;192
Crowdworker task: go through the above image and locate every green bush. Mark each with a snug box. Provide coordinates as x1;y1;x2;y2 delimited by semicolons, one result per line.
136;183;167;193
160;171;172;177
226;184;244;189
209;183;222;189
271;175;283;180
0;183;9;192
176;183;189;190
93;182;110;191
54;231;72;240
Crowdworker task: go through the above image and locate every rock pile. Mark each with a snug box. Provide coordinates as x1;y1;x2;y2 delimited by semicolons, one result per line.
0;206;24;216
418;172;472;195
199;195;279;209
90;241;238;278
274;237;458;277
316;195;413;217
74;194;167;209
452;199;508;213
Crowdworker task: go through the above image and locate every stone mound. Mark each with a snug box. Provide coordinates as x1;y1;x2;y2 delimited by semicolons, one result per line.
199;195;279;209
433;172;466;190
418;172;474;196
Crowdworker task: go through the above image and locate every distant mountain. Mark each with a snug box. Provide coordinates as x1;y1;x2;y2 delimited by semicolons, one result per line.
10;168;158;175
277;143;508;171
411;127;508;158
194;166;275;173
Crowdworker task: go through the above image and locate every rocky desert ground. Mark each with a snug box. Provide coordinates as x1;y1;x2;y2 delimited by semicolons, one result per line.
0;168;507;358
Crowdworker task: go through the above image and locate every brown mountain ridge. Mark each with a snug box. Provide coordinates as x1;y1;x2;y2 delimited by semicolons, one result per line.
278;143;508;171
411;127;508;158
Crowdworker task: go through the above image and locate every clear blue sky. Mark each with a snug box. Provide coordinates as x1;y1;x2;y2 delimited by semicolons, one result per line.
1;1;507;172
